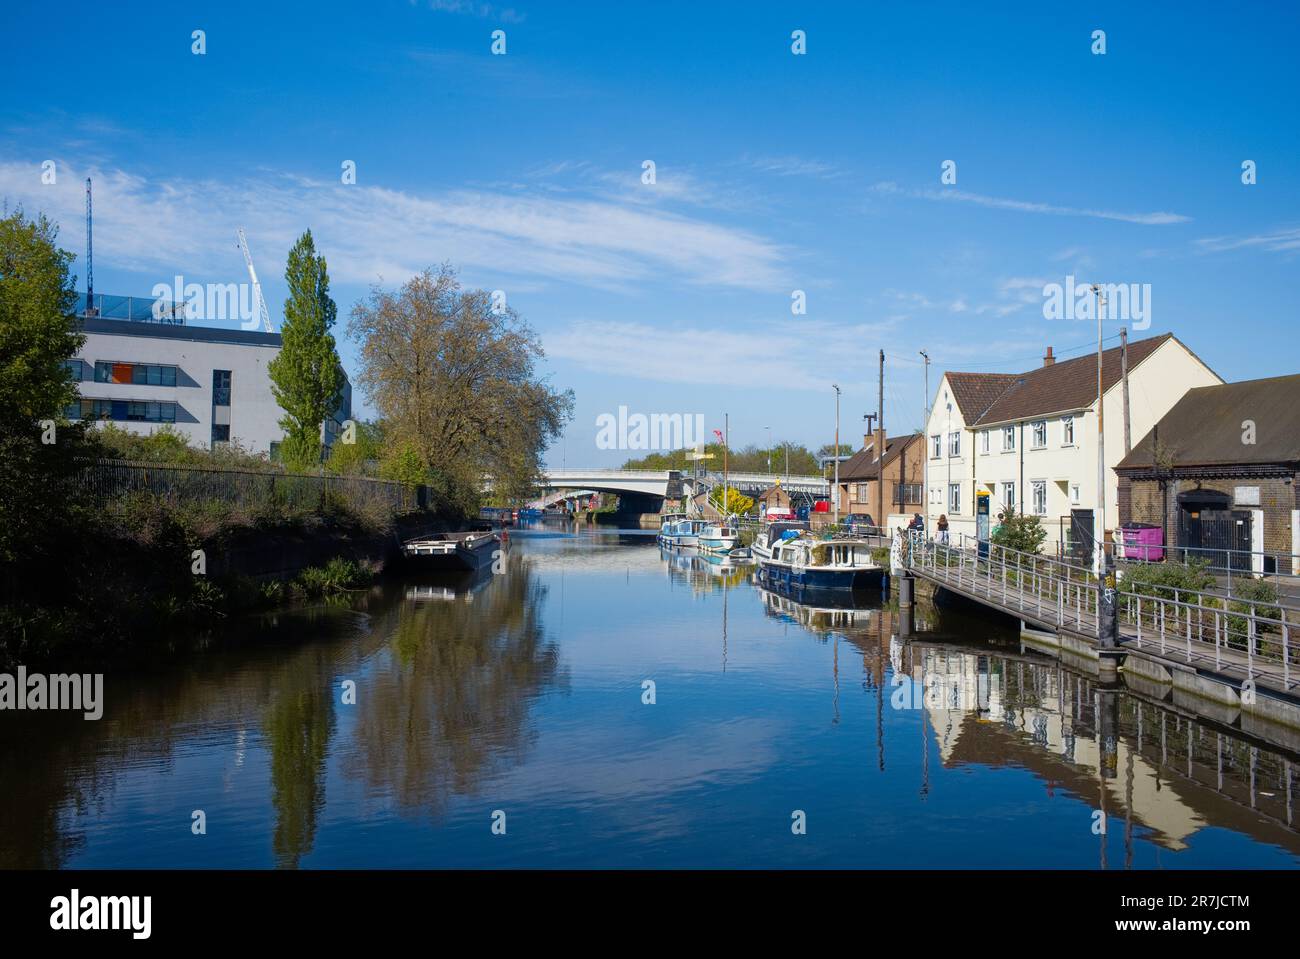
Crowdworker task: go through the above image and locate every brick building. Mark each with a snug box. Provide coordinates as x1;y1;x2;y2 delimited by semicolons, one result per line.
1115;373;1300;575
835;432;924;529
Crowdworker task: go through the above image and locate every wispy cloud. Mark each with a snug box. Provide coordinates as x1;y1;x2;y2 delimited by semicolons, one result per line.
1195;227;1300;254
0;158;790;293
546;317;899;391
417;0;525;24
871;182;1191;225
741;154;844;180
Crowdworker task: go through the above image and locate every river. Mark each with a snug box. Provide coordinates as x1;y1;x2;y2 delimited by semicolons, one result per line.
2;523;1298;868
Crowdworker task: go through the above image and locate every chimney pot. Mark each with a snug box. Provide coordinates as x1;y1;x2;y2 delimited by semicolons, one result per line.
1043;345;1055;367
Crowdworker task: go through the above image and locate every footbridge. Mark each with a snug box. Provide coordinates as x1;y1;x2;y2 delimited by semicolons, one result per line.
903;535;1300;725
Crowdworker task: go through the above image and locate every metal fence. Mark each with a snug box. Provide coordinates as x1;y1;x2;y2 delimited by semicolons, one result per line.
908;533;1299;690
80;459;426;516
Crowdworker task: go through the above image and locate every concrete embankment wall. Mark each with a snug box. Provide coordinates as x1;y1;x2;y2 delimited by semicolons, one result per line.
204;511;467;582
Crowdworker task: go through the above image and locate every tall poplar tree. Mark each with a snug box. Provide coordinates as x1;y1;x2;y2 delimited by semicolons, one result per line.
268;230;341;469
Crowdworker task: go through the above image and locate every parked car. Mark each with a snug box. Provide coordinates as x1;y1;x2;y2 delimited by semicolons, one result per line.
842;513;876;532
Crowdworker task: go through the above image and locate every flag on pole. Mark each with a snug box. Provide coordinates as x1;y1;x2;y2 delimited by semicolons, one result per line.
712;429;725;446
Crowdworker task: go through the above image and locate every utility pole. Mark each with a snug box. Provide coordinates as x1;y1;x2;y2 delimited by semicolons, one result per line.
1120;327;1132;455
1091;284;1119;659
877;349;885;534
920;350;930;533
832;384;841;525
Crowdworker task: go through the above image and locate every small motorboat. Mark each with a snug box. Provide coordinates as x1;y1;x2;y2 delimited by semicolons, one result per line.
751;521;809;560
698;523;739;554
755;535;883;591
403;530;502;571
659;515;704;548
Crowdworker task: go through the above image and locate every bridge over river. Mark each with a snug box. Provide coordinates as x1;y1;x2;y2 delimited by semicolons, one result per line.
537;468;829;507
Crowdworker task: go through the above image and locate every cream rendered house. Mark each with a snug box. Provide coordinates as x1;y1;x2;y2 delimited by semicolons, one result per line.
924;334;1221;552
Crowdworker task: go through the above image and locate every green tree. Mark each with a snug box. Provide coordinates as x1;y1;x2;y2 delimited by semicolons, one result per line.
710;486;754;516
268;230;342;470
348;264;573;515
0;210;82;434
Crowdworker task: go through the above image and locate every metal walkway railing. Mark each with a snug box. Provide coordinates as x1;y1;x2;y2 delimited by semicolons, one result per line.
906;534;1299;693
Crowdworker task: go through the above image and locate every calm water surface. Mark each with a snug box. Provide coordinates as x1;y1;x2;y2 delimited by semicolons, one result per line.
3;525;1298;868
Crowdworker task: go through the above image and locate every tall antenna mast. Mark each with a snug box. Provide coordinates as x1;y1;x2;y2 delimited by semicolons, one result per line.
237;228;273;333
85;178;94;315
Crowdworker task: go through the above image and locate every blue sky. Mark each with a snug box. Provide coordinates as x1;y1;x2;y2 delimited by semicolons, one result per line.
3;1;1298;467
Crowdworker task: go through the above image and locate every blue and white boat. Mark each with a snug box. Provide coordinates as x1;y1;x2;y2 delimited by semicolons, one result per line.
698;523;739;554
755;536;884;591
751;521;809;560
658;515;705;548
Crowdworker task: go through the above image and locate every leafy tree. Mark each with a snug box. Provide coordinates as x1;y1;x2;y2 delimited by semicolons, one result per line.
268;230;342;470
348;263;573;515
0;210;82;434
710;485;754;516
989;506;1047;554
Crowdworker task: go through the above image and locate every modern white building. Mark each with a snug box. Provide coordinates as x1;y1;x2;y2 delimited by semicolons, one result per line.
65;309;351;457
923;333;1221;553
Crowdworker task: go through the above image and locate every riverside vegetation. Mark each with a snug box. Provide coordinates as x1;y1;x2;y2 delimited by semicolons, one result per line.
0;209;571;665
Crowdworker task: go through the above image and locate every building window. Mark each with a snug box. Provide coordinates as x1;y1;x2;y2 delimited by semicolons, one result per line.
1031;421;1047;449
64;359;84;380
948;431;961;457
1002;482;1016;511
854;483;868;501
66;398;177;422
1031;480;1047;515
896;483;923;505
211;424;231;444
1062;416;1074;445
1070;483;1081;504
94;361;177;386
931;434;941;459
948;483;961;514
1002;426;1015;451
979;430;990;454
212;370;232;406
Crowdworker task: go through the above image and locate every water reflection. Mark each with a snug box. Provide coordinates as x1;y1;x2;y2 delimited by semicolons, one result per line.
0;528;1296;868
346;554;563;820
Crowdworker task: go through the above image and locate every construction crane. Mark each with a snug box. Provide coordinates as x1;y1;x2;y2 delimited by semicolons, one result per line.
236;228;273;333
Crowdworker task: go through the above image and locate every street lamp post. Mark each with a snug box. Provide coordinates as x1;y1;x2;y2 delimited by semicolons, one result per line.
920;349;930;533
832;384;841;525
766;425;771;475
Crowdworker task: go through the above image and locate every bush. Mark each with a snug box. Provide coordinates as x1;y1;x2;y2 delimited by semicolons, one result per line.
1119;558;1216;601
294;557;373;597
990;507;1047;554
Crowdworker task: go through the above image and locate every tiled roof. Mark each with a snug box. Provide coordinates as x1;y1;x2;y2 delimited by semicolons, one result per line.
946;372;1020;422
839;433;922;481
972;334;1174;426
1117;373;1300;469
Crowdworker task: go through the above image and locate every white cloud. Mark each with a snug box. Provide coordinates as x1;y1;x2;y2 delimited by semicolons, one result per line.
871;182;1191;225
546;317;899;391
1195;227;1300;254
0;158;790;293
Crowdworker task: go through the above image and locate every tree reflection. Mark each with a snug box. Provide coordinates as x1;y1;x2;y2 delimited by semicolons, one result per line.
262;644;336;868
349;555;563;818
